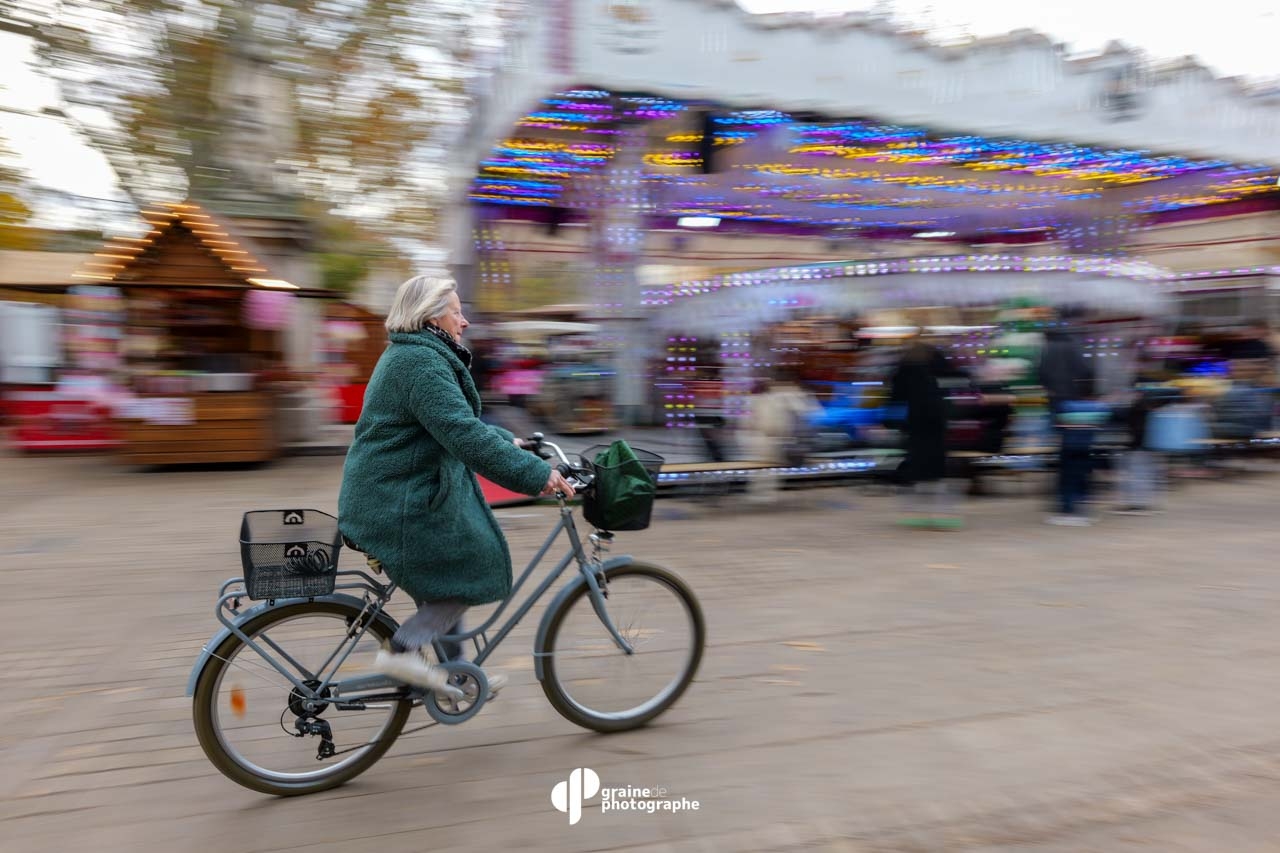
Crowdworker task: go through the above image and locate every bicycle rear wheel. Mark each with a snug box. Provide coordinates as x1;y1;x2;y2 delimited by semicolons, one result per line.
539;562;704;733
192;600;410;796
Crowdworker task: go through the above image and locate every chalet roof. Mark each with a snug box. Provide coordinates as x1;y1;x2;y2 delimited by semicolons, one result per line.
71;200;299;292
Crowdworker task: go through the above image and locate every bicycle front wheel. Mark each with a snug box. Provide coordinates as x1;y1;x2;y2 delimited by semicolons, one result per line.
539;562;704;733
192;600;411;796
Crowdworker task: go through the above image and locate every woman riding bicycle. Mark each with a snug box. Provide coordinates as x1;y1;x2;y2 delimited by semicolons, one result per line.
338;275;575;692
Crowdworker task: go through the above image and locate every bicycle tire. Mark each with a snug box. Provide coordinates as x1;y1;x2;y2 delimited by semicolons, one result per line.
538;562;705;733
192;600;410;796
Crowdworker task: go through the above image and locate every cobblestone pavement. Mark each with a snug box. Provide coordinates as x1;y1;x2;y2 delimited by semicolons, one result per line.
3;451;1280;852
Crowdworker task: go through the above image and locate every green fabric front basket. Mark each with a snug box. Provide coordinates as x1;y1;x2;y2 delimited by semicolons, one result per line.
580;441;663;531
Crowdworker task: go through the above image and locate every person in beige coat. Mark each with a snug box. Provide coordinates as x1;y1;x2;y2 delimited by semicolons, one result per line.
742;368;820;503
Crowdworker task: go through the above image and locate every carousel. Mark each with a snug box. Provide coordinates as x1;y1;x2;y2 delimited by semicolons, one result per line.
446;0;1279;430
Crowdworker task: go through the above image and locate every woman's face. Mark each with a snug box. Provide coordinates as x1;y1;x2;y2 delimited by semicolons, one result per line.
433;292;469;343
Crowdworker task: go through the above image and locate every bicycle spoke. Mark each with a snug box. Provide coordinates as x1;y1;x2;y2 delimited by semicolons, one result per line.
213;652;301;692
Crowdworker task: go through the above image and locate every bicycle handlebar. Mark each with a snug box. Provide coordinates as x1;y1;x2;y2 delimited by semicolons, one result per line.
522;433;590;493
525;432;571;466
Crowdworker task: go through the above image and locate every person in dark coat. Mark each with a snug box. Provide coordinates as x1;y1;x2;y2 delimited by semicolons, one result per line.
889;337;959;529
1038;306;1099;525
1226;321;1275;364
338;275;575;692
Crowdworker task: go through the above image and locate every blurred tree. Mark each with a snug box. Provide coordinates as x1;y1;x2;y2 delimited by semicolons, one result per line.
0;130;36;249
4;0;504;245
314;211;372;296
308;204;411;297
318;251;371;296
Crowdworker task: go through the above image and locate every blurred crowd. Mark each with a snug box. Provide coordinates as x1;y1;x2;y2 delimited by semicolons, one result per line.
663;309;1277;527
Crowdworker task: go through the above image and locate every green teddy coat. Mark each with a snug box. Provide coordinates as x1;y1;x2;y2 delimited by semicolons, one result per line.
337;329;551;605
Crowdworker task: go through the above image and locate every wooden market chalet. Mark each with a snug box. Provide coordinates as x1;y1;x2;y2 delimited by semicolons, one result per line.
1;200;387;465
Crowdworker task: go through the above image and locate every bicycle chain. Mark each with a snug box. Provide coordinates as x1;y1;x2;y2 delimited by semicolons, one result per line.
321;718;441;758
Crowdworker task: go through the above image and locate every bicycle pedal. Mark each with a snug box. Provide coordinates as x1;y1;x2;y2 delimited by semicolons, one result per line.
433;683;466;700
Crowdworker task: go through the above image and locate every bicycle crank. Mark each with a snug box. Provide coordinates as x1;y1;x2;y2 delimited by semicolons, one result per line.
422;661;489;725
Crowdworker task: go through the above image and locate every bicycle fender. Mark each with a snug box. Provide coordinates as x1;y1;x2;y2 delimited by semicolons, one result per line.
185;593;399;696
532;555;635;682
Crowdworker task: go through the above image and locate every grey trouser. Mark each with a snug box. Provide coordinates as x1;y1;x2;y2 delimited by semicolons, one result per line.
390;598;468;661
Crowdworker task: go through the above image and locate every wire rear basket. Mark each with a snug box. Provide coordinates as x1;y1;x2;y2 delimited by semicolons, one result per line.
239;509;342;600
579;444;664;531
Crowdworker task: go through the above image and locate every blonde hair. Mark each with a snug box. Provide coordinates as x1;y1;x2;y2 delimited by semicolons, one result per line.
385;275;458;333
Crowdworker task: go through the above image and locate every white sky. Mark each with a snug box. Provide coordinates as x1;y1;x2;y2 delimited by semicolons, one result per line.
3;0;1280;227
0;33;127;227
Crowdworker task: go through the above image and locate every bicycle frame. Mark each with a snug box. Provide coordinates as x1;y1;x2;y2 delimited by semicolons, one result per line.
188;443;638;706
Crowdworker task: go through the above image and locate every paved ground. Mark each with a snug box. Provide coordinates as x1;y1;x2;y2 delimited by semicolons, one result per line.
3;450;1280;851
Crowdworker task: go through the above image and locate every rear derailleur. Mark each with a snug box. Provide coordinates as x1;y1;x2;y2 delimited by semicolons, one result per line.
294;715;336;760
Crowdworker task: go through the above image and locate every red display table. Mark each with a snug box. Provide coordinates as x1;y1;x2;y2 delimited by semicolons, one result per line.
4;388;119;452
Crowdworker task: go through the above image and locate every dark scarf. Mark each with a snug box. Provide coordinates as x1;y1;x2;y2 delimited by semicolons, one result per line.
424;322;473;369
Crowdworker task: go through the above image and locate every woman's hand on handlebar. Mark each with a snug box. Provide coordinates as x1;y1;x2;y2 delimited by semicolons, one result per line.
541;468;576;498
513;436;573;495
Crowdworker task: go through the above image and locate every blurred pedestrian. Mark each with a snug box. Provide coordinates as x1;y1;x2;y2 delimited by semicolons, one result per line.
1039;306;1100;526
743;367;819;504
1114;370;1165;515
338;275;574;693
1100;335;1154;515
889;335;959;530
1226;320;1275;367
1213;359;1274;441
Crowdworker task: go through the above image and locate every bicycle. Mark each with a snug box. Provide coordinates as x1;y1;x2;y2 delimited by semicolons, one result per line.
187;436;705;796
